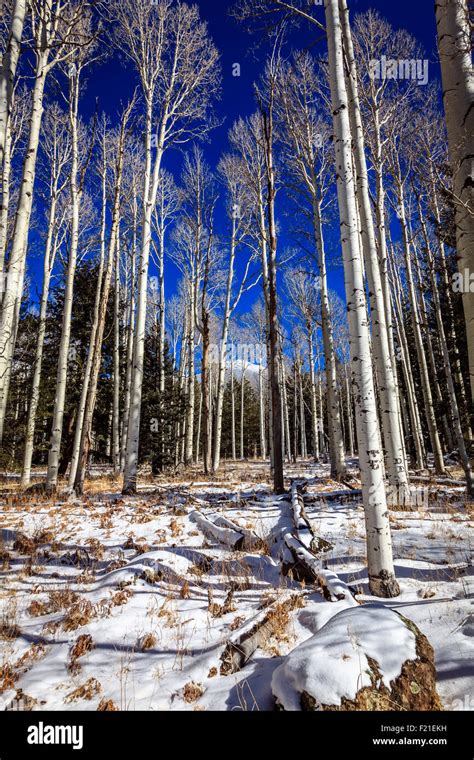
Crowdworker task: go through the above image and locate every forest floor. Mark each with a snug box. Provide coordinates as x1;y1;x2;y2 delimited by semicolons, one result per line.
0;460;472;711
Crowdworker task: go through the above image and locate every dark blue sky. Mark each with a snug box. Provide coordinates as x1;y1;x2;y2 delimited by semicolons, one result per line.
30;0;441;324
88;0;438;131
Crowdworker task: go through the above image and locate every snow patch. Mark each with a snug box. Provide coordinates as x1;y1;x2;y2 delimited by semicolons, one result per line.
272;605;417;710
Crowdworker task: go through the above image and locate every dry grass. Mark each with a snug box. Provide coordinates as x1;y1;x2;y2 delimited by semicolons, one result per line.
34;528;55;545
83;474;122;494
98;512;114;530
97;697;119;711
111;589;132;607
229;615;245;631
189;554;213;578
134;542;151;555
0;543;11;569
266;601;292;642
261;595;306;656
215;557;253;591
62;600;96;632
12;532;36;555
258;592;277;609
65;677;102;703
68;634;94;673
182;681;204;703
132;507;155;524
169;518;183;537
28;588;79;617
207;587;236;618
0;643;46;694
0;598;20;641
123;535;150;554
59;588;132;632
146;595;180;629
139;633;156;651
85;538;105;560
0;662;15;693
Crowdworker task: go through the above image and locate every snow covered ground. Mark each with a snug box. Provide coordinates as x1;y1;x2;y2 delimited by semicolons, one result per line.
0;461;472;711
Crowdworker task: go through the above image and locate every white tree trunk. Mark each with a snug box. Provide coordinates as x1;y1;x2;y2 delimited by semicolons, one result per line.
0;0;26;172
412;237;453;451
68;139;107;488
123;104;166;491
47;70;82;491
120;198;137;470
230;350;236;459
0;113;12;273
315;346;325;455
310;192;345;475
184;284;195;465
299;364;306;458
112;224;121;473
420;205;473;494
21;186;60;486
308;332;320;461
324;0;399;597
436;0;474;403
281;356;291;464
258;361;266;459
0;67;47;442
344;365;354;457
389;255;426;470
396;180;446;476
212;218;236;472
292;360;298;462
74;102;130;493
340;0;409;495
240;367;245;460
428;164;472;438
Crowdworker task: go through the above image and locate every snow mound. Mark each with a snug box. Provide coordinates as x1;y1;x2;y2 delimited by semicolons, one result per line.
272;605;418;710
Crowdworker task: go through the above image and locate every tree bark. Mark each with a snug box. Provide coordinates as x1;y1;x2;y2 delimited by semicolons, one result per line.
112;224;121;473
419;201;473;494
340;0;409;495
47;68;82;491
260;102;284;493
308;331;319;461
0;0;26;174
212;218;236;472
0;66;47;442
435;0;474;404
123;97;167;491
74;102;131;493
68;130;107;488
240;367;245;460
396;177;446;476
21;184;60;486
324;0;399;597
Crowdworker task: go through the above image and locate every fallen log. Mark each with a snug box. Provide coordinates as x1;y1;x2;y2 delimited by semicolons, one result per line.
410;475;466;487
283;533;357;605
290;481;314;549
290;482;333;554
304;489;362;504
189;511;244;549
220;593;303;675
213;514;267;552
340;479;360;491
